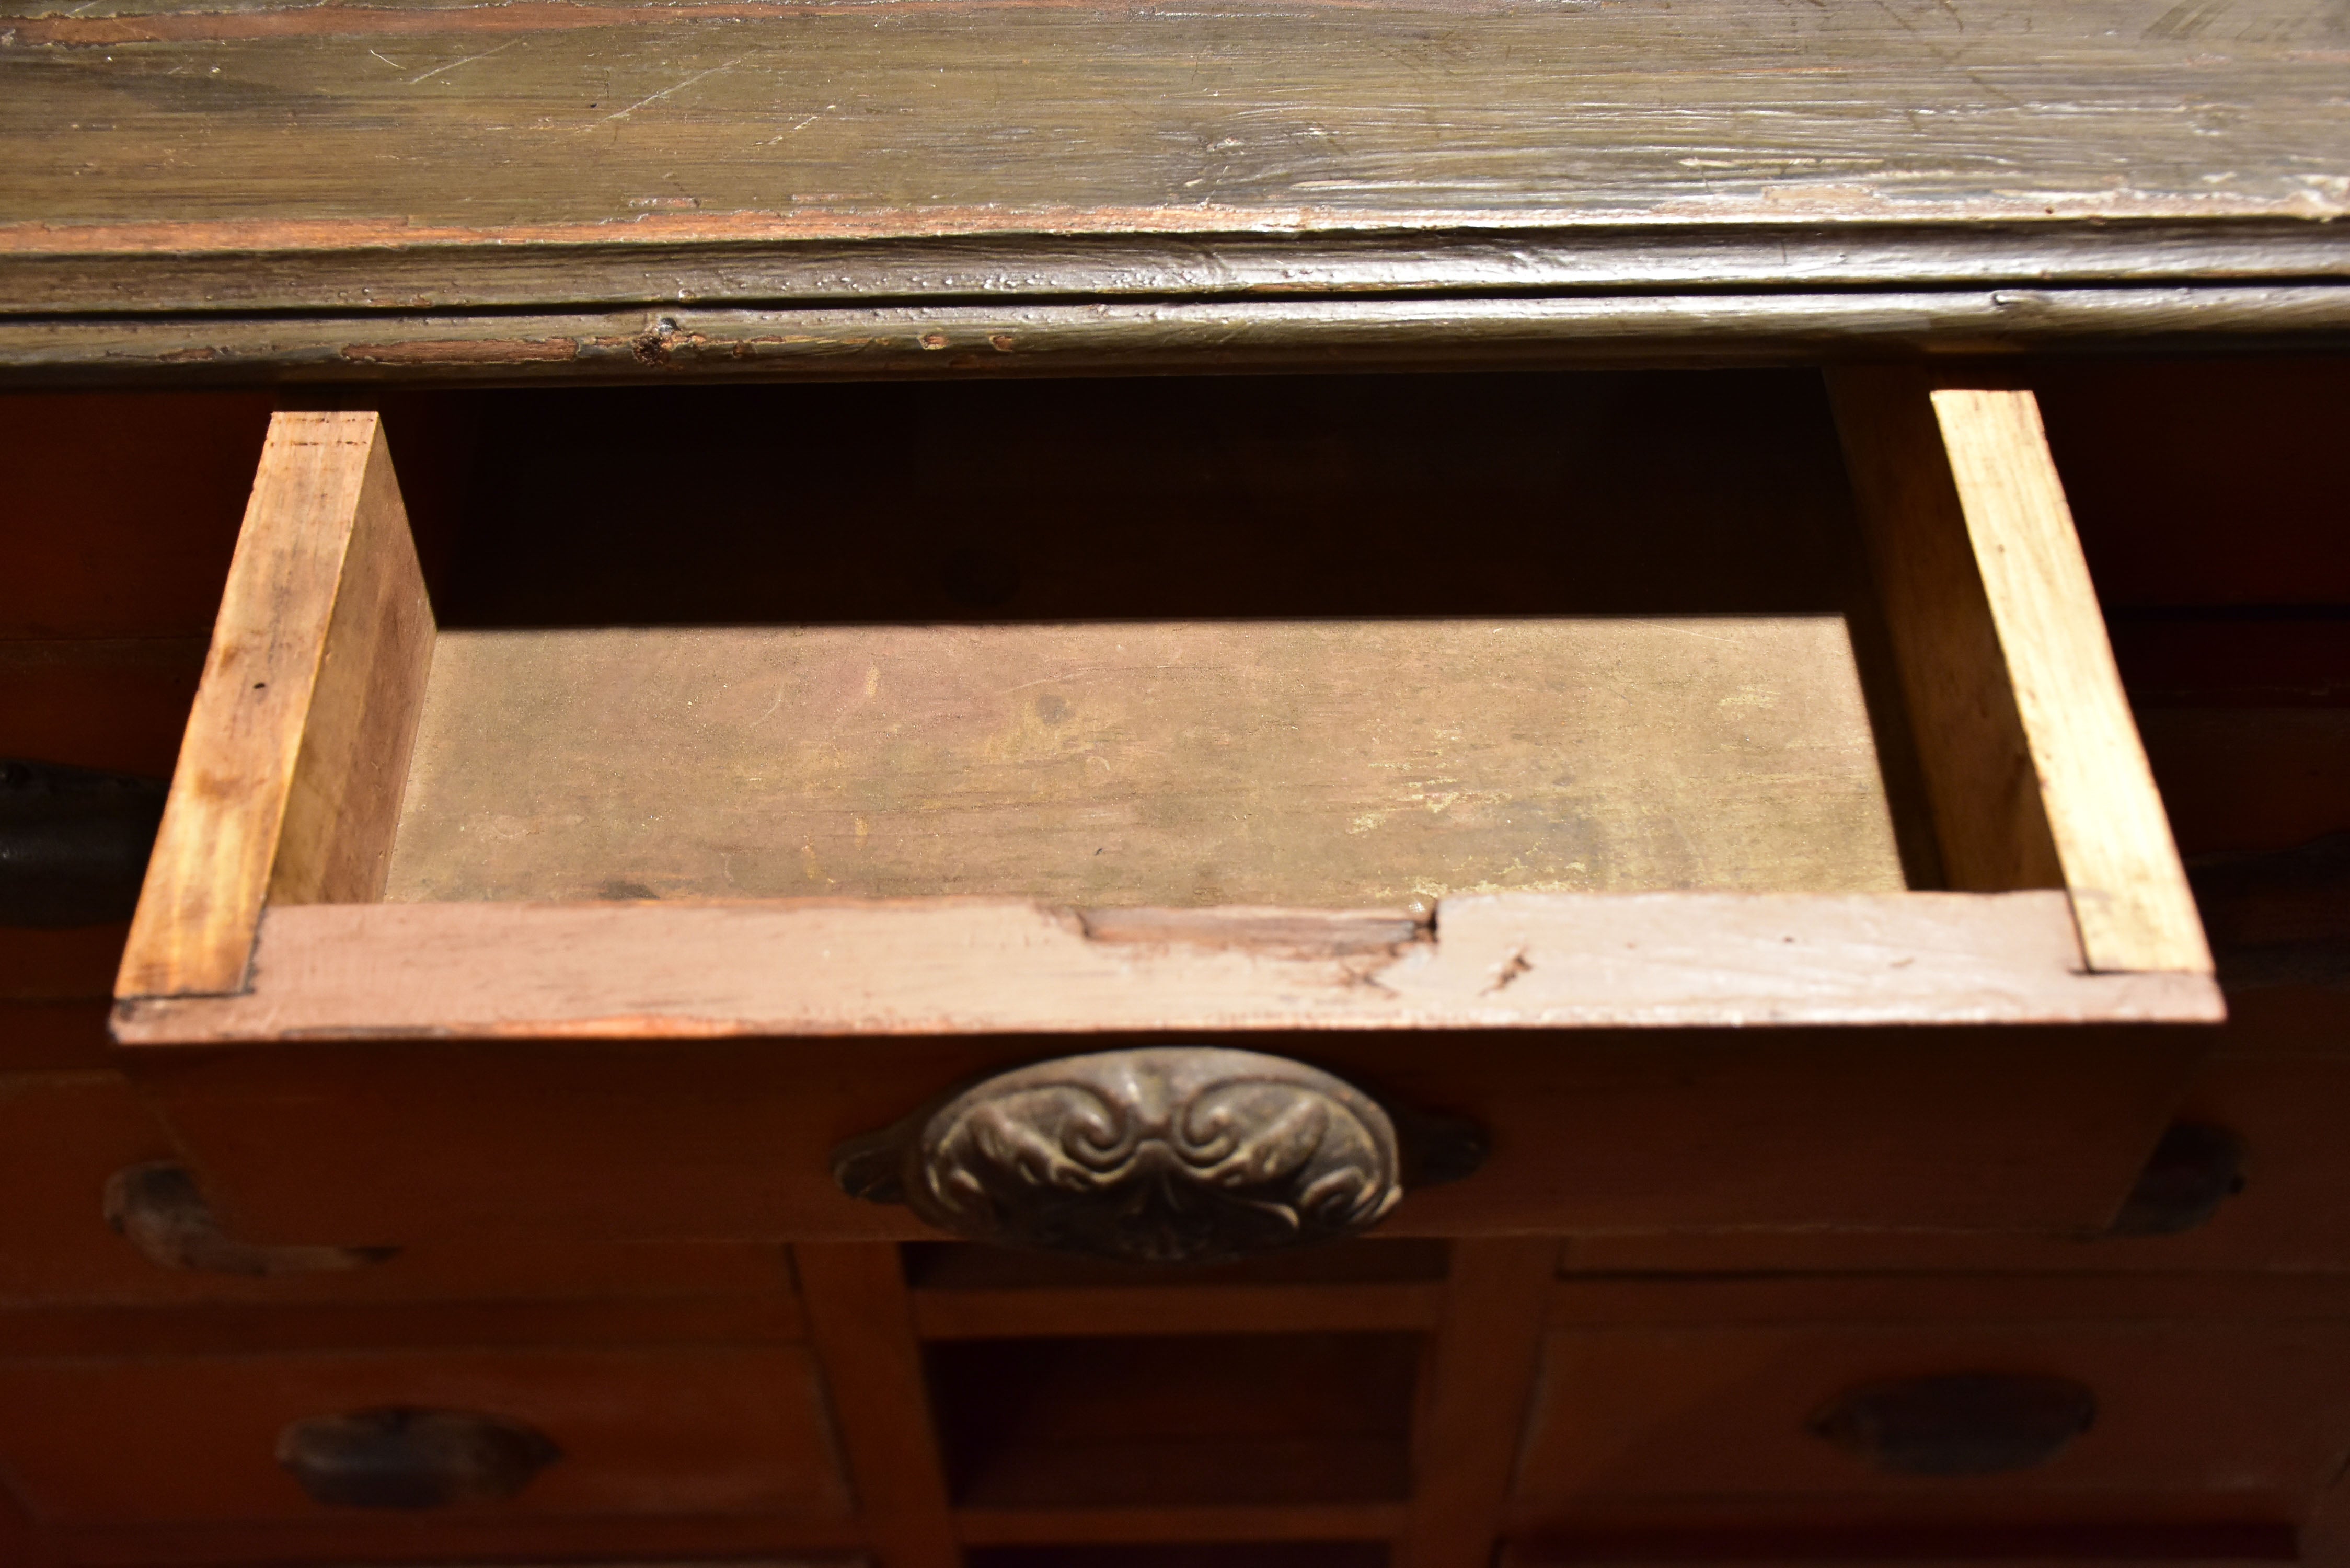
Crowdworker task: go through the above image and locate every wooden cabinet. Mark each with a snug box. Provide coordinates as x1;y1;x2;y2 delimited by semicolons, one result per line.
2;0;2343;1553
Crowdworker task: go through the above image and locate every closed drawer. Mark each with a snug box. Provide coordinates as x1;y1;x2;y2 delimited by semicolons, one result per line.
1558;1018;2350;1275
0;1345;848;1526
1511;1276;2350;1553
106;368;2217;1254
0;1071;797;1317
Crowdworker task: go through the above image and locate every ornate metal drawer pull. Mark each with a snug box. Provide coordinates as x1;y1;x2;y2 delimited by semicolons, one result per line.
834;1046;1482;1265
278;1408;559;1509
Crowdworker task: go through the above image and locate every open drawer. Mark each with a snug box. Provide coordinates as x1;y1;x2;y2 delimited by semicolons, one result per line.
108;367;2220;1252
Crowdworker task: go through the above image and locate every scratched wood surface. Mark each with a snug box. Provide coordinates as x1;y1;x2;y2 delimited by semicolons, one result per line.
383;619;1908;907
0;0;2344;358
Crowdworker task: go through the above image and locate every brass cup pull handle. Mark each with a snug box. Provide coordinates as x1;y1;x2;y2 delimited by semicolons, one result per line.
278;1408;560;1509
834;1046;1483;1265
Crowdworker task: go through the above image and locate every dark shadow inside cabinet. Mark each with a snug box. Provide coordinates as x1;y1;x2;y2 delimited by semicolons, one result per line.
926;1331;1422;1509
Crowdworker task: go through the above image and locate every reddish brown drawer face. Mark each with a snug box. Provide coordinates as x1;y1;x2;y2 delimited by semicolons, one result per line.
0;1346;848;1525
0;1072;797;1311
1513;1283;2350;1541
1557;1005;2350;1276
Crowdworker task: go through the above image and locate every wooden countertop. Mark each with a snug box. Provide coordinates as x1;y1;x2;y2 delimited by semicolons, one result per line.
1;0;2345;378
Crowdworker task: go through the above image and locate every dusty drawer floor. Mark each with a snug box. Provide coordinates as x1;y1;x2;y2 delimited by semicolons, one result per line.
385;616;1906;907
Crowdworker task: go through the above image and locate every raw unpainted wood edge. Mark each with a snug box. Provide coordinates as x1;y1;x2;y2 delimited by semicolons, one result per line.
267;418;435;906
107;891;2225;1045
1826;368;2213;978
792;1244;961;1568
1931;387;2213;977
1826;366;2065;896
115;412;387;999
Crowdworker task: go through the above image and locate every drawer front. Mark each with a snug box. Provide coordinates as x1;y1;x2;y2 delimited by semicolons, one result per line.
1558;1008;2350;1274
0;1073;796;1311
1514;1312;2350;1532
136;1024;2202;1246
0;1347;848;1524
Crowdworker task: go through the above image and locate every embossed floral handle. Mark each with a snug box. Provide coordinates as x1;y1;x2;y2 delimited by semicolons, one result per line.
833;1047;1483;1265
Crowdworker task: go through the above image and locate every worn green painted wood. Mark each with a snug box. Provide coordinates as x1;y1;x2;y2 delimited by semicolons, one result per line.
2;3;2344;258
0;0;2341;369
2;287;2347;386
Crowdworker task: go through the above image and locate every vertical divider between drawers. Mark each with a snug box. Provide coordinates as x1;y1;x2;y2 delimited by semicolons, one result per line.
796;1243;963;1568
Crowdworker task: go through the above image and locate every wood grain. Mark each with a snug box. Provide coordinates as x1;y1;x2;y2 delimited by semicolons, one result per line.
1932;389;2212;976
1;224;2345;322
116;411;425;998
1396;1239;1560;1568
9;290;2350;387
792;1244;960;1568
110;891;2220;1043
1829;367;2065;897
267;416;435;908
384;618;1906;909
0;0;2341;314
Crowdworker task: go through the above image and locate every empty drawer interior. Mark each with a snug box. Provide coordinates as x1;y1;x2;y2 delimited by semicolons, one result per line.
381;370;1932;909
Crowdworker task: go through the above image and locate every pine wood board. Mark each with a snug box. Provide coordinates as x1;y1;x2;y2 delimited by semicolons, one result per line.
116;412;428;997
1931;389;2211;975
2;224;2346;322
383;618;1907;910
